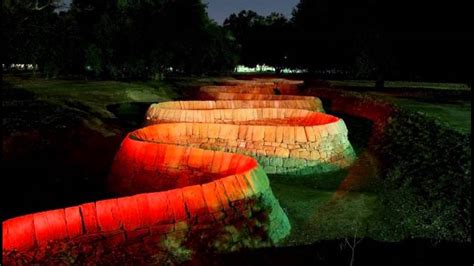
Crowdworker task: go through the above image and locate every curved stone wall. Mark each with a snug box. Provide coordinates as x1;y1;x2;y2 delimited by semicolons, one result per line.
250;78;304;94
3;78;355;264
200;91;320;102
3;143;290;260
149;99;323;112
145;79;355;175
218;78;304;94
146;107;333;125
142;110;355;175
200;85;276;97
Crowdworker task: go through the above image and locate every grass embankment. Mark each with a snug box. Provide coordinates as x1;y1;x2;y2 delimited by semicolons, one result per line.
3;76;181;134
328;80;471;133
271;150;383;246
328;80;470;91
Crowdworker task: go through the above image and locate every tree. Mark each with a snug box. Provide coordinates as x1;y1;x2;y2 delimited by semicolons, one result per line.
224;11;291;72
2;0;63;76
224;10;264;67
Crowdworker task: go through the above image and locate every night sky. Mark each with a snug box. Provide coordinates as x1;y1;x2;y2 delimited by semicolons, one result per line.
205;0;299;24
61;0;299;24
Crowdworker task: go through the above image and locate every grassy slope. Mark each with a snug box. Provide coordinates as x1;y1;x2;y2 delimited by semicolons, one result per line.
328;80;471;133
5;77;180;116
387;97;471;133
3;76;184;137
270;148;384;246
272;181;379;245
328;80;471;91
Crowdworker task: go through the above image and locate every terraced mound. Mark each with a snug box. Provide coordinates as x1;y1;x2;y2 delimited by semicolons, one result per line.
200;79;309;100
2;78;355;264
145;79;355;175
217;79;303;95
143;113;354;174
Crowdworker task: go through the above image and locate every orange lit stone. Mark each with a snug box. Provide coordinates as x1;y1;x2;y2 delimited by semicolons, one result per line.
4;78;359;261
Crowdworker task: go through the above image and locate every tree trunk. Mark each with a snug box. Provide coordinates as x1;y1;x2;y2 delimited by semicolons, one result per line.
32;63;37;78
350;247;355;266
376;72;384;90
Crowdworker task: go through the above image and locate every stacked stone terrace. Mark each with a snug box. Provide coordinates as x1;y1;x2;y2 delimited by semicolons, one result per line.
3;143;290;258
3;79;308;263
2;78;356;263
145;79;356;175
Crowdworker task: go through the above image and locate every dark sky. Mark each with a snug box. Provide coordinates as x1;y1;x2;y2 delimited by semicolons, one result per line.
205;0;299;24
62;0;299;24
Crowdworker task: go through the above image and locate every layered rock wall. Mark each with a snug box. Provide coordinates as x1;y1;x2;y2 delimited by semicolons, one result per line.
3;144;290;259
3;78;356;264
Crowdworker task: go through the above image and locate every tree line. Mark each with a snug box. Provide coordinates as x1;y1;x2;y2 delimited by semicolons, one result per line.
2;0;239;79
2;0;472;83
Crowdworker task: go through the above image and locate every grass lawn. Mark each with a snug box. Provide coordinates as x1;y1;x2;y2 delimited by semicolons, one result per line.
269;146;387;246
2;76;193;137
328;80;471;91
272;180;380;246
328;80;471;133
388;97;471;133
4;76;180;118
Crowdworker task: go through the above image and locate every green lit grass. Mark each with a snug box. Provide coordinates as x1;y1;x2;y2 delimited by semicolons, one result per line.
327;79;471;133
4;76;181;119
270;179;380;246
328;80;471;91
389;97;471;133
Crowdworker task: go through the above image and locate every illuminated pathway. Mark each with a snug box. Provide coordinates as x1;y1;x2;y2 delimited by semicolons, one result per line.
2;78;355;263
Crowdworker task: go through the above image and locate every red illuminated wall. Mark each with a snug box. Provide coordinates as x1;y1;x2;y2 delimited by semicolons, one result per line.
3;78;357;264
145;80;356;175
3;144;290;258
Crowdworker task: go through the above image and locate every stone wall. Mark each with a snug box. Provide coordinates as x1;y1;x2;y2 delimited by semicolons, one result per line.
137;119;354;175
3;143;290;260
218;78;303;95
145;85;355;176
3;78;357;264
200;78;311;100
150;99;324;112
200;91;320;102
201;85;276;95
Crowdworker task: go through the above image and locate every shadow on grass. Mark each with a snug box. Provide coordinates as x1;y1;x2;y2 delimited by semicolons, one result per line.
107;102;156;130
211;238;471;266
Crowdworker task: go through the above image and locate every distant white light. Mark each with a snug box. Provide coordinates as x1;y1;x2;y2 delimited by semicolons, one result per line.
2;64;37;70
235;64;275;73
234;65;306;74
